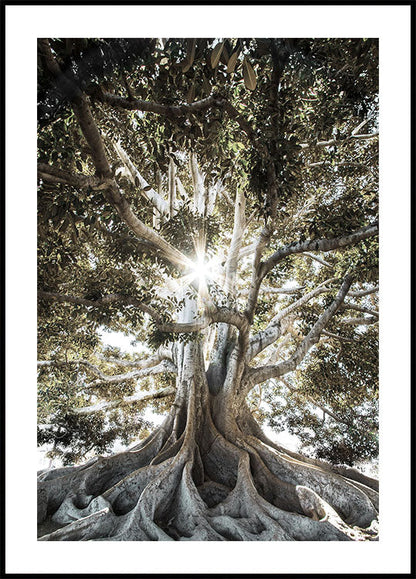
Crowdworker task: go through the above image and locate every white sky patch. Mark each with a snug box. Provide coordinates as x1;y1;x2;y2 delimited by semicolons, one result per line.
98;327;144;354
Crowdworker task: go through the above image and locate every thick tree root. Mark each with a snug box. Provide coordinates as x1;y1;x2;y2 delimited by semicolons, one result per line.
38;405;379;541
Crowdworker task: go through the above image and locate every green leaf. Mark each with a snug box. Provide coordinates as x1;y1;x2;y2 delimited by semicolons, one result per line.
227;50;239;74
181;39;196;73
202;74;211;95
186;84;196;104
243;58;257;91
210;41;224;69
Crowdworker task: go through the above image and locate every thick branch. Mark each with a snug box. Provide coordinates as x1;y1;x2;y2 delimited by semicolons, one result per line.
112;140;170;216
160;307;249;334
224;188;246;295
70;93;191;269
38;290;160;320
38;163;103;189
261;223;378;279
95;89;257;142
98;348;172;368
38;290;248;336
245;225;274;323
94;90;222;117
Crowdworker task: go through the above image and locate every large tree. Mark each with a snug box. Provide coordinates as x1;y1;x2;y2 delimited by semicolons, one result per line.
37;37;379;541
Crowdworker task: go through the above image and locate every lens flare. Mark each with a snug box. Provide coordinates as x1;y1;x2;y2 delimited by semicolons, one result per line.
192;256;212;283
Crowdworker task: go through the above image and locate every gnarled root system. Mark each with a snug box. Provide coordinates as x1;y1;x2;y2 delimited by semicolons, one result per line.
38;384;379;542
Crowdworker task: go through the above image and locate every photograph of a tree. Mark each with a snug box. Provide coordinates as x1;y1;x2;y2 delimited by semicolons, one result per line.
37;38;379;541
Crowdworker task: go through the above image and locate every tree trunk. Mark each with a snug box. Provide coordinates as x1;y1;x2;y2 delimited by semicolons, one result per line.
38;334;379;541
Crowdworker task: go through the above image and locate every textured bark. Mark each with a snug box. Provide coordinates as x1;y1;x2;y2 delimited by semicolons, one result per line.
38;339;379;542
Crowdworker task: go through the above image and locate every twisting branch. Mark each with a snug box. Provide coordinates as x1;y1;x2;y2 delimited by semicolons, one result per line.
244;275;353;390
74;386;176;415
72;93;192;270
93;89;223;117
85;359;177;389
38;357;177;388
98;347;173;368
93;88;257;142
247;278;338;361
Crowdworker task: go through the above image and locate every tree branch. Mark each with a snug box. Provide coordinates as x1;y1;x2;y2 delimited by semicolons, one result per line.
341;316;379;326
302;252;334;269
299;132;379;150
94;88;257;142
224;187;246;295
74;385;176;415
93;89;223;117
321;330;359;343
349;285;379;298
38;290;161;320
38;290;248;335
245;225;274;323
38;163;104;189
261;223;378;279
112;140;170;217
85;359;177;389
37;359;107;380
98;347;172;368
341;301;379;318
245;275;353;389
247;278;338;361
38;357;177;388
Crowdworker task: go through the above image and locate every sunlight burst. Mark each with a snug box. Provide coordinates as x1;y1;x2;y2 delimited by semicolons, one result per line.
192;255;212;283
